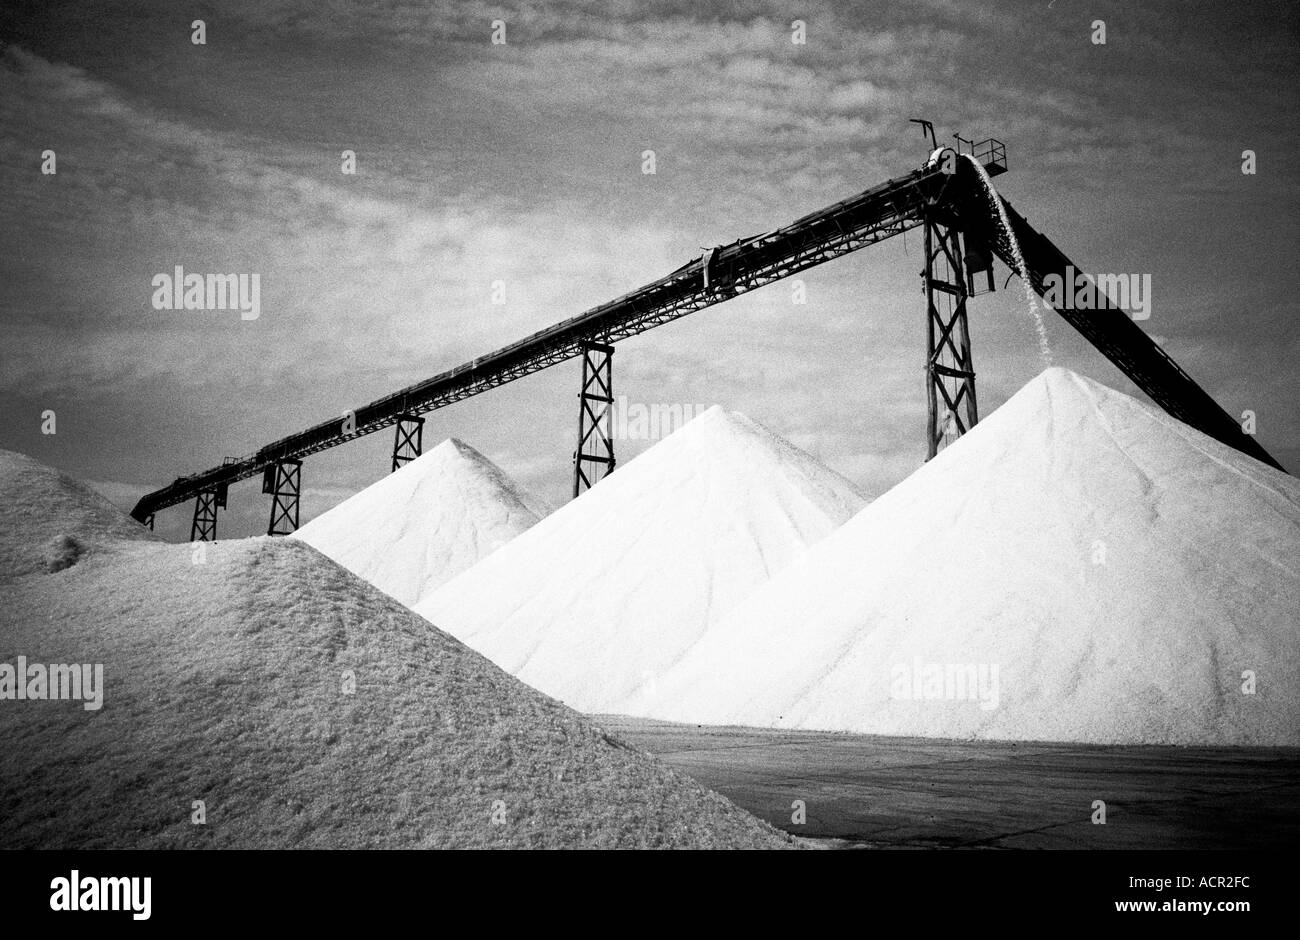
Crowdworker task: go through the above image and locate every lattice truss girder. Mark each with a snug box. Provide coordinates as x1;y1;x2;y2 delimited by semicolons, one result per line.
132;176;939;519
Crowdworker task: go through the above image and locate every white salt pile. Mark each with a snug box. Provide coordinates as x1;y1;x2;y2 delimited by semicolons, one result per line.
416;406;867;714
0;449;793;849
294;438;548;609
0;451;158;576
648;368;1300;746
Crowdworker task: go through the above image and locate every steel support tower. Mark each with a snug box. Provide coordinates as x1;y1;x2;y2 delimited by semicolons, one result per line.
572;340;615;498
923;213;979;459
264;459;302;536
391;414;424;472
190;485;223;542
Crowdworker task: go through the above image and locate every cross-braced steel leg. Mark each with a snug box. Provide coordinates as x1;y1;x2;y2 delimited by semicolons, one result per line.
391;413;425;472
572;340;615;498
923;214;979;459
190;486;223;542
265;459;302;536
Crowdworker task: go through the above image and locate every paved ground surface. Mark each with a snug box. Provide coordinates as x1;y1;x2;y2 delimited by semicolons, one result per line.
598;716;1300;848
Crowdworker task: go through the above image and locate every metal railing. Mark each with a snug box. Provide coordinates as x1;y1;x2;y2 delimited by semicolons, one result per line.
954;136;1007;176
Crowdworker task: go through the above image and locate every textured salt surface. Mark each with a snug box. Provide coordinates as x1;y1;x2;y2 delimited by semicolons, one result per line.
0;449;792;848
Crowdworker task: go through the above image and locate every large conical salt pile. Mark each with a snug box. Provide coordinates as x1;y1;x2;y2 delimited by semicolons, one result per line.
293;438;549;609
416;406;867;714
0;449;793;849
648;368;1300;745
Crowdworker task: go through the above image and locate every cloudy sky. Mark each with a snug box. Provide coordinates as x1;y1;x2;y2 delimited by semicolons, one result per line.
1;0;1297;541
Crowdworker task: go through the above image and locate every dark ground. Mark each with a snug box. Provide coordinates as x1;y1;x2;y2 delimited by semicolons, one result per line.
598;716;1300;849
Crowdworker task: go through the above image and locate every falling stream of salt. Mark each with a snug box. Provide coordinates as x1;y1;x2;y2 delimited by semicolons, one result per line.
963;155;1054;366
